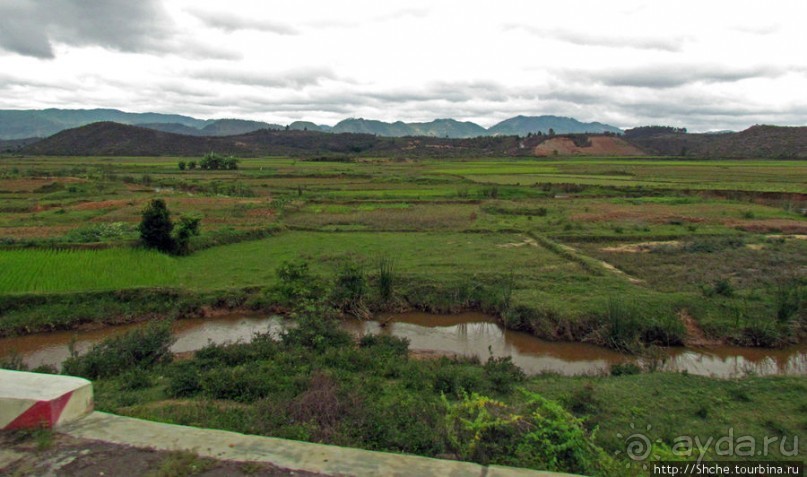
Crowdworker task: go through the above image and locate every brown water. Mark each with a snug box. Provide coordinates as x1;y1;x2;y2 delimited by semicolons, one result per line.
1;312;805;378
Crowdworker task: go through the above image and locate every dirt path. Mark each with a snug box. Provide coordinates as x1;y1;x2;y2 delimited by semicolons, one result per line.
679;310;721;347
0;432;326;477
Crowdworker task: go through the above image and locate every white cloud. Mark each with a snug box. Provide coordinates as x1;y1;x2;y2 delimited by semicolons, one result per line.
1;0;806;131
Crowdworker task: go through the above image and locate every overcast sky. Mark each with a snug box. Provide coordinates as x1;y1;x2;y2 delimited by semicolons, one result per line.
1;0;805;131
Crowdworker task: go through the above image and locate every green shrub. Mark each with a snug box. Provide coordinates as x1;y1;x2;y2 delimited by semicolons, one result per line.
356;391;446;455
610;362;641;376
565;383;600;415
443;390;614;474
358;334;410;357
269;260;324;308
166;361;203;398
62;320;174;379
200;364;273;402
432;362;485;396
138;199;174;253
119;368;153;391
713;278;735;297
330;262;368;316
281;314;353;351
775;279;803;324
483;356;525;394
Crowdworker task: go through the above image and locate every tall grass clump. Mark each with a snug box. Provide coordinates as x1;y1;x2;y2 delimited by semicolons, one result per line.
376;256;396;302
331;262;369;318
599;297;643;352
595;298;684;351
774;278;804;324
62;320;174;379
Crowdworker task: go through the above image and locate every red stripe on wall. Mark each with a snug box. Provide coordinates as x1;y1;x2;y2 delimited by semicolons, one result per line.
3;391;73;430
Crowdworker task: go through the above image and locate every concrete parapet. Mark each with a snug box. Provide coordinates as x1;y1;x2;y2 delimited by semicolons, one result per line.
63;412;584;477
0;369;93;430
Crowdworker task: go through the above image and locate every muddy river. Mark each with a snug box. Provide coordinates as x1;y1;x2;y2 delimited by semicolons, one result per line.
1;312;805;378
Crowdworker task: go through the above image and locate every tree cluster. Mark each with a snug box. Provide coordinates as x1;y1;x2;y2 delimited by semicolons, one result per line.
178;153;239;171
623;126;688;138
138;199;201;255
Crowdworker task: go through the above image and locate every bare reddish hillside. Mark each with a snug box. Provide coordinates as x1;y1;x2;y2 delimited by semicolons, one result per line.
533;136;645;156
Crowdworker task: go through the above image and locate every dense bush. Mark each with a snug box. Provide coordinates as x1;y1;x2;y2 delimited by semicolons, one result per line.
138;199;201;255
443;391;615;475
62;320;174;379
280;314;353;351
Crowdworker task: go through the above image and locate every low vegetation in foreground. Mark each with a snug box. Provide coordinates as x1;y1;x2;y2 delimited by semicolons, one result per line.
8;317;800;477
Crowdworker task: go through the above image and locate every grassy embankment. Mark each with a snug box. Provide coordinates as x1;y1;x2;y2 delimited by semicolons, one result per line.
7;317;799;477
0;156;805;347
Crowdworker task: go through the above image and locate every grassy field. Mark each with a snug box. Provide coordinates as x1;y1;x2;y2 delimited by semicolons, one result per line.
0;154;805;344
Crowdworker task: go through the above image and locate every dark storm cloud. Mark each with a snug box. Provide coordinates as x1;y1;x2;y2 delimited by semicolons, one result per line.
569;64;788;88
193;67;338;88
187;9;298;35
505;24;685;52
0;0;172;58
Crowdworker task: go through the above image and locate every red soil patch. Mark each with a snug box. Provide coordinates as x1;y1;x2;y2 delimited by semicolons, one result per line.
0;225;75;238
534;136;644;157
72;199;134;211
731;220;807;234
245;208;275;218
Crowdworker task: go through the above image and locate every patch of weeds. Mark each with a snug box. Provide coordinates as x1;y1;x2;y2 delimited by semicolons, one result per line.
566;383;600;416
62;320;174;379
239;462;265;475
376;255;395;302
147;450;214;477
728;387;752;403
483;355;525;394
610;362;641;376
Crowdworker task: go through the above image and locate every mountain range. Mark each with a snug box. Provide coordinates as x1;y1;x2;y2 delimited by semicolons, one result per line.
0;109;622;140
17;120;807;159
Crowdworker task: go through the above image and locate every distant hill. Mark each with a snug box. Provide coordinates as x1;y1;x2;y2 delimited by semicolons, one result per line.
625;125;807;158
22;122;243;156
0;137;40;152
1;108;625;140
21;121;532;157
199;119;283;136
332;118;489;138
488;115;623;136
0;108;207;139
138;122;205;136
23;121;807;159
289;121;332;132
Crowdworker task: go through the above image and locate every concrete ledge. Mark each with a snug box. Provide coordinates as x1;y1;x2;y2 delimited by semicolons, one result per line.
62;412;582;477
0;370;93;430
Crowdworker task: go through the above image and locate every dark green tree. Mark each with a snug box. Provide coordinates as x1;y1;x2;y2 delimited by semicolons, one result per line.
139;199;175;252
173;215;201;255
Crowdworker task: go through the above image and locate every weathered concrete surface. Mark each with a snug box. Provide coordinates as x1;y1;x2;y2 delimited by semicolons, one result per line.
0;433;325;477
62;412;583;477
0;369;93;430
